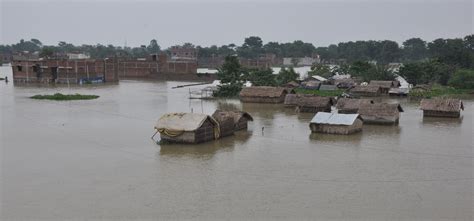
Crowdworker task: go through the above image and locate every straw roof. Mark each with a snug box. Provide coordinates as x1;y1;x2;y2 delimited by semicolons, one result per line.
358;103;404;116
311;112;361;126
155;113;218;132
336;98;374;110
284;81;300;88
212;110;253;123
369;80;400;88
297;96;333;108
350;85;381;93
284;94;317;106
239;86;294;98
420;99;464;112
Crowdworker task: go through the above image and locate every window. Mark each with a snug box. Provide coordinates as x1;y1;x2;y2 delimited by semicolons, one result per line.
16;65;22;71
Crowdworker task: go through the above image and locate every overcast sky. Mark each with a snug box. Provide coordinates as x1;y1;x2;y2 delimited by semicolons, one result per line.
0;0;472;48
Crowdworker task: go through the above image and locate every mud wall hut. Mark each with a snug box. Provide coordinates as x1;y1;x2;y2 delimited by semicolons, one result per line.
155;113;220;144
211;111;235;137
310;112;363;135
240;86;295;103
350;85;382;97
296;96;333;113
369;80;400;94
358;103;404;124
420;99;464;118
336;98;374;114
284;94;318;107
212;110;253;131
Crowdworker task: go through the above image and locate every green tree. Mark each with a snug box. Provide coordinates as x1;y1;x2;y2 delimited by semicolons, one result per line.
247;69;276;86
308;64;332;78
214;56;246;97
448;69;474;89
147;39;160;54
398;60;455;85
349;61;395;82
276;67;299;85
402;38;427;61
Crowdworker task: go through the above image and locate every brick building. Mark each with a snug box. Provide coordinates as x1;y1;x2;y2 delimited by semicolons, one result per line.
11;52;199;84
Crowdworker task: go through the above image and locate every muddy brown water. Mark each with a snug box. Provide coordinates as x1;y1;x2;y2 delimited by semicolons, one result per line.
1;67;473;220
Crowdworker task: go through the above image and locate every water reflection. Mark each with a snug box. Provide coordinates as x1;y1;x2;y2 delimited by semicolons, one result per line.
158;131;252;158
421;116;463;127
309;132;363;145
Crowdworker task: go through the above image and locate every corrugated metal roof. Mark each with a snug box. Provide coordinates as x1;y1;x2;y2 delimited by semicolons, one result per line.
310;112;360;125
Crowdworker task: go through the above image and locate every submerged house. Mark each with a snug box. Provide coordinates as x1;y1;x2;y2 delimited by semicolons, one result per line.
369;80;401;94
420;99;464;118
388;87;409;96
284;94;316;107
309;112;363;135
296;96;333;113
358;103;404;124
154;113;220;144
300;80;321;90
350;85;383;97
211;111;235;137
212;110;254;131
239;86;295;103
336;98;374;114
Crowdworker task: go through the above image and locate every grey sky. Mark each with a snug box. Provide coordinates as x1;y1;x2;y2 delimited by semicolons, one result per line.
1;0;472;48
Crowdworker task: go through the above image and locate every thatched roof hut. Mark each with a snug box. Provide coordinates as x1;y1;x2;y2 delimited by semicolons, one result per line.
388;87;409;96
211;111;235;137
239;86;295;103
283;81;300;88
310;112;363;135
300;80;321;90
336;98;374;114
284;94;317;107
350;85;382;97
369;80;400;93
155;113;220;144
358;103;404;124
333;78;356;89
296;96;333;113
420;98;464;118
212;110;254;131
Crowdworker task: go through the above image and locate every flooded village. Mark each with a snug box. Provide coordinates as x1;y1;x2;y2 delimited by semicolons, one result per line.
1;0;473;220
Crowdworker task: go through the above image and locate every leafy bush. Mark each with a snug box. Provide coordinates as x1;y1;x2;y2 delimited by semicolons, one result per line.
276;67;299;85
30;93;99;101
213;84;242;97
448;69;474;89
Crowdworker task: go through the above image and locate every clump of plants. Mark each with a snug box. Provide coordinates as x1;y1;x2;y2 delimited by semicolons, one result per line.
30;93;99;101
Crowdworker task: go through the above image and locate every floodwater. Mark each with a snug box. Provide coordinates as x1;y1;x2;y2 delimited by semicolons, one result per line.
1;66;473;220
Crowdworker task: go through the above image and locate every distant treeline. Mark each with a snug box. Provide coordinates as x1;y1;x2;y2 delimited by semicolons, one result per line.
1;35;473;68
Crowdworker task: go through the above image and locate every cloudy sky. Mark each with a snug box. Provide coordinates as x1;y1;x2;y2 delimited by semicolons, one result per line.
0;0;472;48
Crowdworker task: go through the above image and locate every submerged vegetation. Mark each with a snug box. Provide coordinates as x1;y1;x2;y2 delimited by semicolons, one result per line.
409;85;473;98
30;93;99;101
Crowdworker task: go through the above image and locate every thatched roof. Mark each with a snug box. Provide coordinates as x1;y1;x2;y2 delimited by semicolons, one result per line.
284;94;317;106
239;86;294;98
311;112;361;125
155;113;218;132
212;110;254;123
297;96;333;108
420;99;464;112
388;87;409;94
369;80;400;88
350;85;381;93
284;81;300;88
336;98;374;110
358;103;404;116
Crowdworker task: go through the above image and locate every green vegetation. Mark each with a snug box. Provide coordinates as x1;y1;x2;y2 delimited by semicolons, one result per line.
214;56;245;97
349;61;395;82
295;88;344;97
30;93;99;101
448;69;474;89
398;60;454;86
308;64;332;78
275;67;299;85
409;85;472;98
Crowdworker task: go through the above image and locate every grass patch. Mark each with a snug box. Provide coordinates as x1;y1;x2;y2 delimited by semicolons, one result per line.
30;93;99;101
409;85;473;98
294;88;344;97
